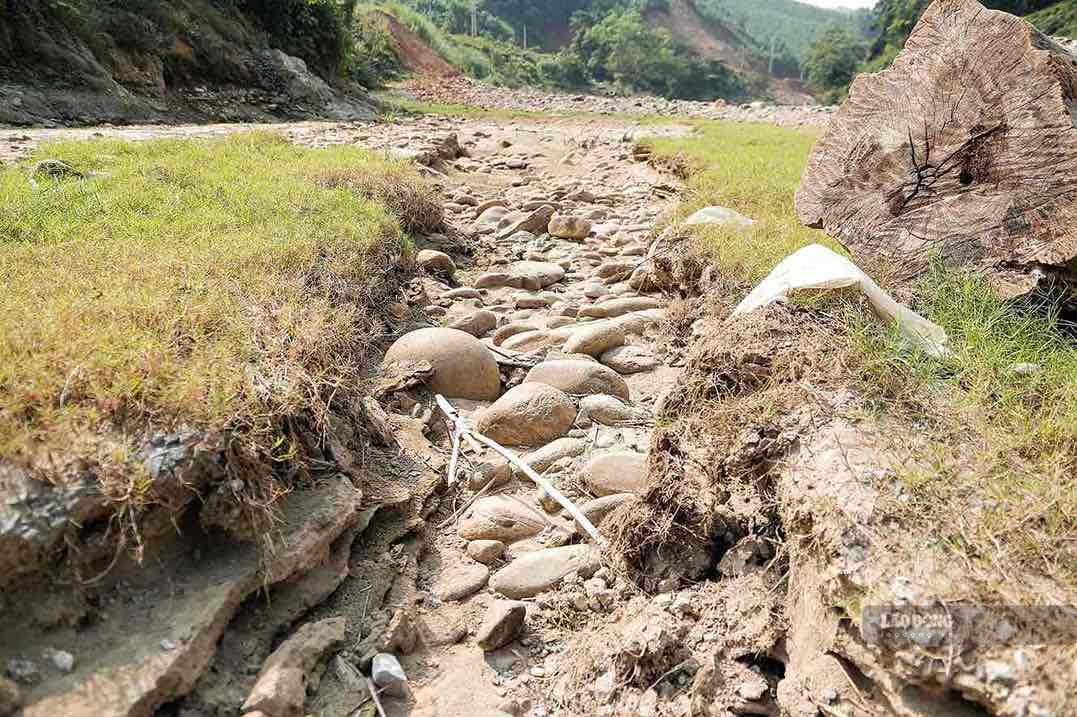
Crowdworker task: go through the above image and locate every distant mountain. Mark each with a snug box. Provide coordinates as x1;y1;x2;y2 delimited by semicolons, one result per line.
696;0;872;62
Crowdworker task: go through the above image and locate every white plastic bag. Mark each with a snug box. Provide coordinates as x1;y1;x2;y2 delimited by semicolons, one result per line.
733;244;949;358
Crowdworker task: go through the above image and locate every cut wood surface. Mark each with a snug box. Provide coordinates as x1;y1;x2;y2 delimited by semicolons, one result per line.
795;0;1077;296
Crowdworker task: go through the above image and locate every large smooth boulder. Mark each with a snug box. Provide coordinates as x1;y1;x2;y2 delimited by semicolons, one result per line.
600;345;657;374
563;323;625;357
490;544;601;598
458;496;545;542
476;383;576;446
383;327;500;400
526;360;630;401
579;395;640;425
585;452;647;496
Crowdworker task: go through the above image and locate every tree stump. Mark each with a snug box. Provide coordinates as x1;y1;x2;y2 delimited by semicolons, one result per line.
795;0;1077;297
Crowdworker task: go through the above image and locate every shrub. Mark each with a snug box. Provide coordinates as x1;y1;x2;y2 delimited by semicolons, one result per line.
803;27;865;103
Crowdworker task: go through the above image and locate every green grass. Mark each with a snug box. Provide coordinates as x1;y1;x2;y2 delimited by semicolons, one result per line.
0;132;433;494
651;119;1077;586
641;121;840;285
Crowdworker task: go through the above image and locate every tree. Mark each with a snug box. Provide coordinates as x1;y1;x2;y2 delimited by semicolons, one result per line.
803;27;864;101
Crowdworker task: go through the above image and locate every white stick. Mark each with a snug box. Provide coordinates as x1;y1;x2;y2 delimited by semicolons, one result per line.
365;677;388;717
435;394;606;546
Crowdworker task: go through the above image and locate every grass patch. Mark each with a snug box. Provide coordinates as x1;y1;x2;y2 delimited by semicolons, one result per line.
653;119;1077;588
0;132;429;507
640;121;838;285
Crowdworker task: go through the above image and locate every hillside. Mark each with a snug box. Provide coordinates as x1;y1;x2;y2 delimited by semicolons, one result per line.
0;0;376;126
698;0;871;62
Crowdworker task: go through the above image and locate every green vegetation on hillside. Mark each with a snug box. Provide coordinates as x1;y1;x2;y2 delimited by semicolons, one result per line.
568;7;744;99
361;0;745;100
697;0;869;63
802;27;866;103
643;121;1077;587
1;0;357;84
0;134;436;500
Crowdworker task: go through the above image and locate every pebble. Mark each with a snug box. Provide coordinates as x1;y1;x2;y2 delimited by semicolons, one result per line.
372;653;408;696
43;649;74;673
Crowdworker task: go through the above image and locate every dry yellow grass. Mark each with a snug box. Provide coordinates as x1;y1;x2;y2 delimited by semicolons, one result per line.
0;132;433;506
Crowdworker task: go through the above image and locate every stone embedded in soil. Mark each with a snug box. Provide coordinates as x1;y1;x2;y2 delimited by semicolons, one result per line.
449;309;498;337
442;287;481;300
548;213;592;240
600;345;657;374
579;394;639;425
490;544;601;599
458;496;545;543
593;296;664;317
416;249;456;276
493;321;541;346
612;309;665;335
434;562;491;601
469;461;512;490
500;330;552;352
562;323;625;357
518;437;587;474
4;659;38;685
476;601;528;650
372;653;408;697
526;359;630;401
577;493;635;532
383;327;501;401
475;382;577;446
467;539;506;564
242;617;348;717
683;205;754;229
585;452;648;496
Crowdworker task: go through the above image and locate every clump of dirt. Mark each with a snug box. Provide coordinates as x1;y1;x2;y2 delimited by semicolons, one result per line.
607;302;847;591
603;263;1077;716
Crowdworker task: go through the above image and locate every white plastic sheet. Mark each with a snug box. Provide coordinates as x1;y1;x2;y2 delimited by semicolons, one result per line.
732;244;949;358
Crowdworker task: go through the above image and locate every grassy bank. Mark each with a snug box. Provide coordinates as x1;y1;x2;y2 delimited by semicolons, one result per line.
641;122;837;284
644;120;1076;585
0;133;436;503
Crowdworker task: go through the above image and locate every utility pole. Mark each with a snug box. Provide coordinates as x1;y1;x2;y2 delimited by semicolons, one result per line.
523;25;527;50
471;2;478;37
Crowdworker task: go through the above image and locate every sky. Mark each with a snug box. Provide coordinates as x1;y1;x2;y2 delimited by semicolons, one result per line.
798;0;876;8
